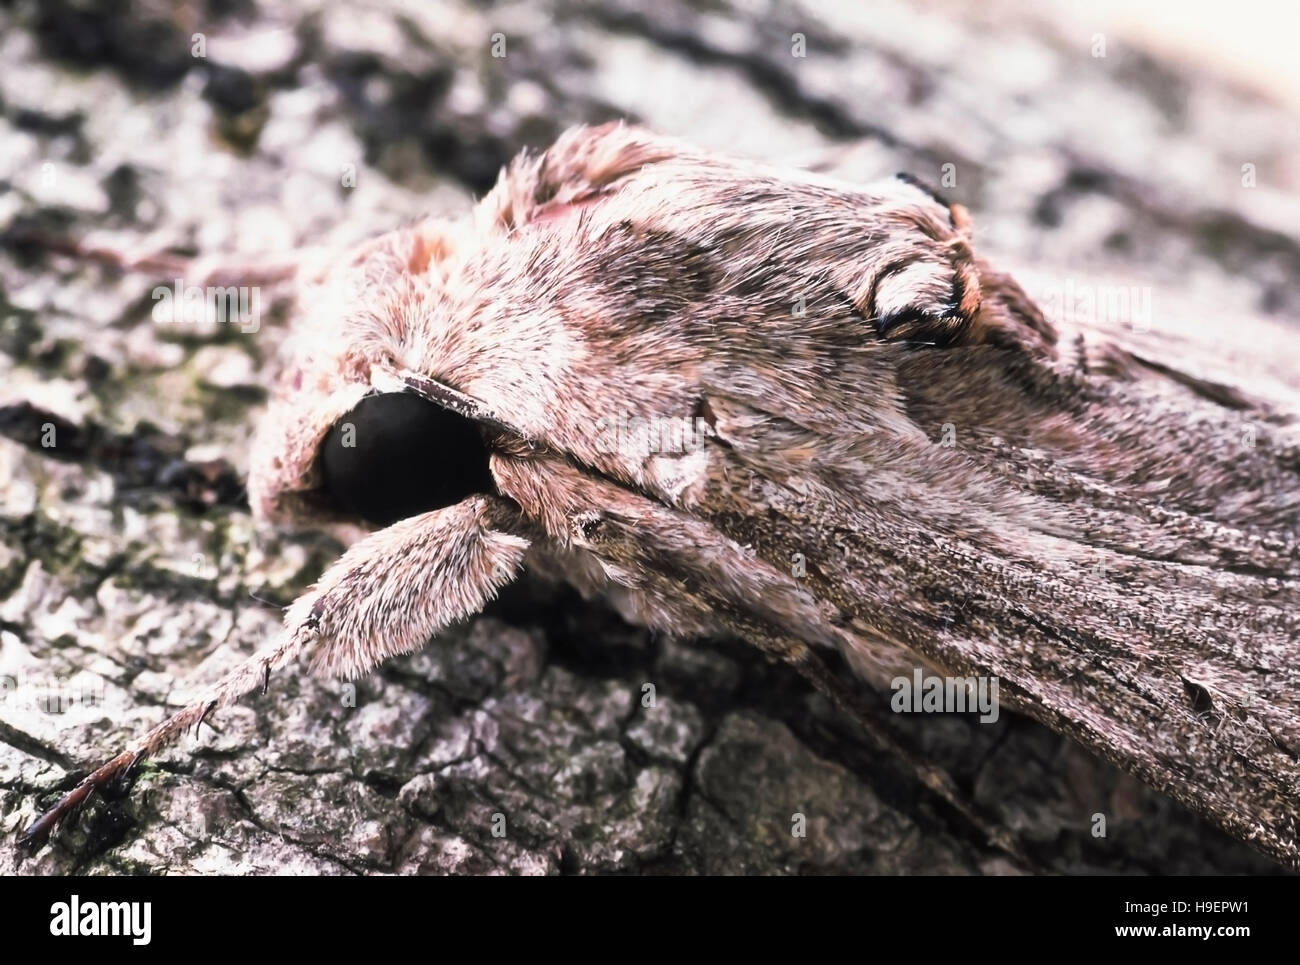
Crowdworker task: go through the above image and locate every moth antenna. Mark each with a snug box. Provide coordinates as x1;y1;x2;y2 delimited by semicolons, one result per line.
21;621;317;850
1;224;308;289
385;369;541;445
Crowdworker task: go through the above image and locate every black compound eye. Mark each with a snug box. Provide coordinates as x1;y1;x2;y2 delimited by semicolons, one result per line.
319;392;494;527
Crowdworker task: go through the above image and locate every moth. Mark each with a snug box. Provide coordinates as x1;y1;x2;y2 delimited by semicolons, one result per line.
19;123;1300;867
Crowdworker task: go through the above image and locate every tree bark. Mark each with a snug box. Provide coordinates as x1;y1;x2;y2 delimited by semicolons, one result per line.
1;0;1295;873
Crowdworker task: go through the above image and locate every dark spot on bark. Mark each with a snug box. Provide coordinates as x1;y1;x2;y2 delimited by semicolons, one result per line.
694;398;718;432
203;64;262;115
1182;677;1215;715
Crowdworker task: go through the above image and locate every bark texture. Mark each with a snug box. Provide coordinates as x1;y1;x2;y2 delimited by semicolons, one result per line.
1;0;1296;874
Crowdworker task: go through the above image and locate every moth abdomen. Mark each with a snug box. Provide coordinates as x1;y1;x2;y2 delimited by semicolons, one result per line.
319;392;495;527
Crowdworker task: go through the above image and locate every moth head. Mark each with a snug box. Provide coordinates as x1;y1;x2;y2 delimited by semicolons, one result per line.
250;380;497;529
247;220;500;529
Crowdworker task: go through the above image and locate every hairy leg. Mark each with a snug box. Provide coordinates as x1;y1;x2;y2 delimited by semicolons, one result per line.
23;495;529;846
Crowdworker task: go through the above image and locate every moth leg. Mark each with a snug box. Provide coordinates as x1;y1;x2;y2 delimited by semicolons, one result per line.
287;496;530;680
22;496;529;847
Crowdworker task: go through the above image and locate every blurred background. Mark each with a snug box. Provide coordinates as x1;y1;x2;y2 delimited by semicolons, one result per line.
0;0;1296;875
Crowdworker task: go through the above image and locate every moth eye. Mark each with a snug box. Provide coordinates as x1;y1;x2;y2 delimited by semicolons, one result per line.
318;392;494;527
